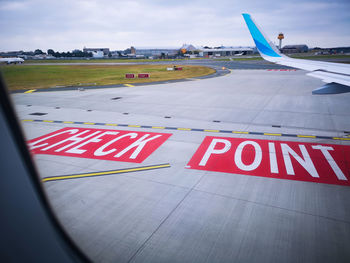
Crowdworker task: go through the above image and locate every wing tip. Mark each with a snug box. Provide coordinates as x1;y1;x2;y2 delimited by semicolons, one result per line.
242;13;250;20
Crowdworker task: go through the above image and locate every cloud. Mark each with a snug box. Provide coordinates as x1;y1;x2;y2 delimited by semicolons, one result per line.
0;0;349;51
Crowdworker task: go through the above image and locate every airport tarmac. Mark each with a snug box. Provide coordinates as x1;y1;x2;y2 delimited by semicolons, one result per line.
11;68;350;262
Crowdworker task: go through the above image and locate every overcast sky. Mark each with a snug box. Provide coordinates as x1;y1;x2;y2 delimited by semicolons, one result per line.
0;0;349;52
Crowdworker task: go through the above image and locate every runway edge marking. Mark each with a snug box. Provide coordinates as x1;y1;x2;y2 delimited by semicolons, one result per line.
22;119;349;141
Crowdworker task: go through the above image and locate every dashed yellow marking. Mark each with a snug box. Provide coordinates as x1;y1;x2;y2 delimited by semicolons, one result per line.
22;119;345;141
124;84;134;87
24;89;36;93
204;129;220;133
333;137;350;141
232;131;249;134
42;163;171;182
297;135;316;138
264;133;282;136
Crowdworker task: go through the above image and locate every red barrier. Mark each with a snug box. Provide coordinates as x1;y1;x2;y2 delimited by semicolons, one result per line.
138;73;150;78
125;73;135;78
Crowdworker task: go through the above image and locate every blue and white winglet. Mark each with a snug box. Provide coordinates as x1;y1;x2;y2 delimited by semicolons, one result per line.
242;13;350;94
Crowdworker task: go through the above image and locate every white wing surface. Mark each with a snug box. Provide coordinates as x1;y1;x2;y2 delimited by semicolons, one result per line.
242;13;350;94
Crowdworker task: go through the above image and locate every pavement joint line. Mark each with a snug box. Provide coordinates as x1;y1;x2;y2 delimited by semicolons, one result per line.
22;119;348;141
126;169;206;263
42;163;171;182
195;188;350;225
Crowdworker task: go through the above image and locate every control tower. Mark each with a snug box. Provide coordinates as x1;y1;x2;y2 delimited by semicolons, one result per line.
278;33;284;50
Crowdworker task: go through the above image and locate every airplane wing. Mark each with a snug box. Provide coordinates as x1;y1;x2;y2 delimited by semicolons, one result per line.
242;13;350;94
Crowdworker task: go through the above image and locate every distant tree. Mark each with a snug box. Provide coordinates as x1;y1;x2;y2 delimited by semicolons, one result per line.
34;49;44;55
47;49;55;55
71;50;79;57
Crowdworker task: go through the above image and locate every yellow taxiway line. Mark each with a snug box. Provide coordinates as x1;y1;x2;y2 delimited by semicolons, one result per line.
42;163;171;182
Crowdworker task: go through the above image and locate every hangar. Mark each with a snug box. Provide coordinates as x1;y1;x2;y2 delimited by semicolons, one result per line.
200;46;254;57
129;46;179;58
83;47;110;58
281;44;309;54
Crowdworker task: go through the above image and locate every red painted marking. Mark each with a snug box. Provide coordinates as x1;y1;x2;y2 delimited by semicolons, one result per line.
28;127;171;163
138;73;150;78
125;73;135;79
187;137;350;186
267;69;297;71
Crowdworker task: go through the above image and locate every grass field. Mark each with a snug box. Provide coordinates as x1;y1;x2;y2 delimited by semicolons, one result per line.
1;64;215;91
